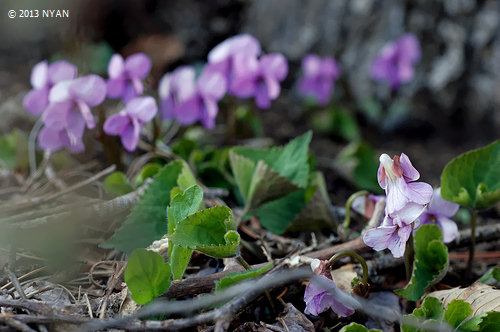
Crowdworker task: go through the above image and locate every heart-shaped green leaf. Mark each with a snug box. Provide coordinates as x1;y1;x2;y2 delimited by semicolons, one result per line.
124;249;171;305
168;206;240;258
103;171;134;196
230;132;311;210
102;160;197;253
251;172;336;234
166;184;203;280
396;225;449;301
441;140;500;209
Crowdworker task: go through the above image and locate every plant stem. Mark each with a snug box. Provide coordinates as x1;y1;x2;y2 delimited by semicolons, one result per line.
467;209;477;275
341;190;369;240
328;250;369;295
236;255;251;270
404;234;414;281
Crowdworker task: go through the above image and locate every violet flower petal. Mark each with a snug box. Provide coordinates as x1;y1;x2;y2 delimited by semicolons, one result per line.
398;34;421;63
208;34;261;64
23;87;49;115
107;77;126;98
108;54;125;78
437;216;458;243
42;101;72;130
125;96;157;123
49;80;72;103
363;224;398;251
124;53;152;79
30;61;49;89
48;60;78;84
260;53;288;81
104;113;129;135
121;119;140;152
174;95;201;125
399;152;420;181
38;126;63;151
70;75;107;107
198;68;227;100
428;188;459;217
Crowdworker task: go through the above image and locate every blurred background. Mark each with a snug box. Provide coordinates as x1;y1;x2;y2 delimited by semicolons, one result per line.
0;0;499;197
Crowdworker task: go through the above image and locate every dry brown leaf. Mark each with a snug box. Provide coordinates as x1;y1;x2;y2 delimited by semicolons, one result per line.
331;263;358;294
427;281;500;316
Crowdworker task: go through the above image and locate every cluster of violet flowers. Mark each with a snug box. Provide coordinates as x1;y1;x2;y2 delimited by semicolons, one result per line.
158;34;288;129
24;35;292;153
297;33;421;106
23;53;155;153
362;153;459;258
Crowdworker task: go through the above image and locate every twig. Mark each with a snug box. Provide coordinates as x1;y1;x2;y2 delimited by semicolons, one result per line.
4;266;27;300
0;316;38;332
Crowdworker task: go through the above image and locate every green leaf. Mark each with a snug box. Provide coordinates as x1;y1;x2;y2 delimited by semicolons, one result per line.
479;267;500;284
330;108;361;141
124;249;171;305
251;190;308;234
445;300;472;328
477;312;500;331
0;129;29;170
336;141;383;193
251;172;336;234
168;206;240;258
441;140;500;209
134;163;161;187
102;161;197;253
414;296;445;320
103;172;134;196
166;185;203;280
396;225;449;301
215;263;273;291
339;322;381;332
230;132;311;210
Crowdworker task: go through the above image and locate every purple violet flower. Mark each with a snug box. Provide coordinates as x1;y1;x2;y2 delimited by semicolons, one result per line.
207;34;261;89
420;188;459;243
371;33;421;90
23;60;78;115
298;54;340;106
45;75;107;130
158;66;196;120
38;119;85;153
107;53;152;102
363;153;433;258
303;259;357;317
173;65;227;129
230;53;288;109
103;96;158;151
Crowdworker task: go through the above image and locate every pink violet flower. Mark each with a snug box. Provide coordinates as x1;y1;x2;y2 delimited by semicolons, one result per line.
207;34;261;90
230;53;288;109
419;188;459;243
23;60;78;115
107;53;152;102
363;153;433;258
104;96;158;152
371;33;421;90
173;64;227;129
298;54;340;106
158;66;196;120
303;259;358;317
378;153;433;217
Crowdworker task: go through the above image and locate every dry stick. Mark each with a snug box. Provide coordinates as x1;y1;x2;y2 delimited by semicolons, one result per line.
4;266;27;300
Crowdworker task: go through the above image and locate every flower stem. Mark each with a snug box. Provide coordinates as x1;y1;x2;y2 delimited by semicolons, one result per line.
236;255;251;270
341;190;369;240
404;234;414;281
328;250;369;295
466;209;477;275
